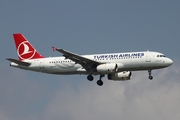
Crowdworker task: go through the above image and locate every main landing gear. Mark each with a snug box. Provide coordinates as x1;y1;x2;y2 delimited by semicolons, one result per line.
148;70;153;80
87;75;94;81
87;74;105;86
97;74;105;86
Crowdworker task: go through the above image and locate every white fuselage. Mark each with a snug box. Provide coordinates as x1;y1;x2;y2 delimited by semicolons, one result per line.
10;51;173;75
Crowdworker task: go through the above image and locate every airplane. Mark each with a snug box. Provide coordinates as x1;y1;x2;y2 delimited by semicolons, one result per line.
6;33;173;86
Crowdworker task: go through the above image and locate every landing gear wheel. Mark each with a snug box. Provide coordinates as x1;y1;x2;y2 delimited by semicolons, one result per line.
97;80;103;86
149;76;153;80
87;75;94;81
148;70;153;80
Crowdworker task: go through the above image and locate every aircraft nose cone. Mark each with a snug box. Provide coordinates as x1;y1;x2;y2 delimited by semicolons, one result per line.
167;58;173;66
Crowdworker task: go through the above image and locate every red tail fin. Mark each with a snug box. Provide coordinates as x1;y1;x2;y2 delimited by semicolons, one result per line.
13;34;44;60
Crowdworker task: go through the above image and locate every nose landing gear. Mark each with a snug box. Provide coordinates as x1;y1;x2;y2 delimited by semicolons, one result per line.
148;70;153;80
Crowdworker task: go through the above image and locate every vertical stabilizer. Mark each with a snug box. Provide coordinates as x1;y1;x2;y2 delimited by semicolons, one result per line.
13;34;44;60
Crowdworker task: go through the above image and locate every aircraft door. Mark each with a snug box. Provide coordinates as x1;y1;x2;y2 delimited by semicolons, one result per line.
146;52;151;62
39;60;45;69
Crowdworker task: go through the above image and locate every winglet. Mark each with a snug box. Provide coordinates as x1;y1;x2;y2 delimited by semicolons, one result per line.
52;46;57;51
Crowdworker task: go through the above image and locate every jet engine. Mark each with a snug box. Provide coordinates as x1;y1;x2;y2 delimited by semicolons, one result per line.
108;71;132;81
96;63;118;73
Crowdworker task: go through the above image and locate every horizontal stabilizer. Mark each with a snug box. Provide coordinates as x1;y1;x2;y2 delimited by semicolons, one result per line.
6;58;31;66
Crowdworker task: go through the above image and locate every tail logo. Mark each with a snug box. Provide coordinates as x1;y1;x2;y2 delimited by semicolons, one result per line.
17;41;36;60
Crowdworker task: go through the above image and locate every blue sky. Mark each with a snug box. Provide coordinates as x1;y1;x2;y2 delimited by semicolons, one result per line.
0;1;180;120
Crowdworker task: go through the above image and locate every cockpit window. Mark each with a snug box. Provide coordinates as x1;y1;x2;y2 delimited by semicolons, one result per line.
163;55;166;57
157;55;166;57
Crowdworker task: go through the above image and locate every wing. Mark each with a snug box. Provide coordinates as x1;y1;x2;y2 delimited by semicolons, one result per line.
52;47;101;71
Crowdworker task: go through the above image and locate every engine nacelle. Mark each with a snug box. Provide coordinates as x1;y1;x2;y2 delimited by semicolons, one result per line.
96;63;117;73
108;71;132;81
